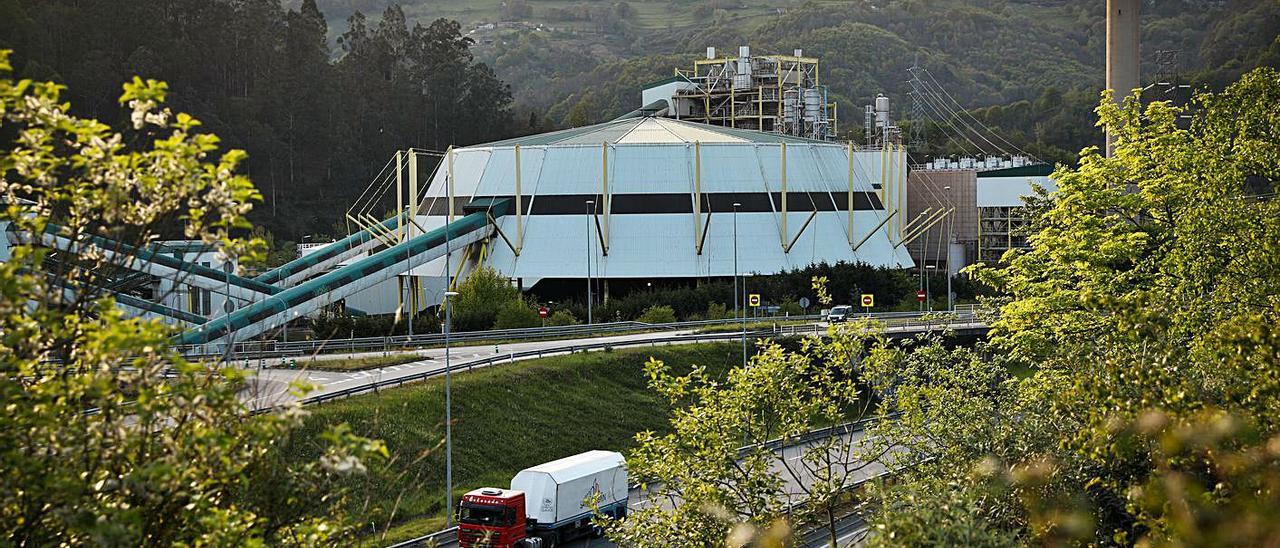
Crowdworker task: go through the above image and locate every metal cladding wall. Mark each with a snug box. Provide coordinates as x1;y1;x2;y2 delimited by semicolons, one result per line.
907;169;978;267
409;118;914;287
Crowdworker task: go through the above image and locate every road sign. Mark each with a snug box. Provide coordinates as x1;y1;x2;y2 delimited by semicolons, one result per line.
799;296;811;309
538;306;549;318
861;294;874;308
917;290;927;302
748;294;761;307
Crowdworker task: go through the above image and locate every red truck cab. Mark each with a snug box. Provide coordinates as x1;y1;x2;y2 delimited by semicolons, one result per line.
458;488;528;548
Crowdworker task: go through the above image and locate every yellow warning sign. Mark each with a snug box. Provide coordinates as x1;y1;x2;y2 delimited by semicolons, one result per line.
861;294;874;307
748;294;761;307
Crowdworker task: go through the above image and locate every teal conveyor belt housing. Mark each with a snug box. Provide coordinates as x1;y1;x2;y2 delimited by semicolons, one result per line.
176;200;509;347
11;219;387;317
14;223;282;303
255;212;406;288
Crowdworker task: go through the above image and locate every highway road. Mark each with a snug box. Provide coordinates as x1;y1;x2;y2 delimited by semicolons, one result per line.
425;426;892;548
242;319;985;412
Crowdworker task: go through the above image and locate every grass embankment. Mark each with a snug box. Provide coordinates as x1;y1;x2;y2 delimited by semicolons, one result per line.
302;353;426;372
297;329;667;372
286;342;748;542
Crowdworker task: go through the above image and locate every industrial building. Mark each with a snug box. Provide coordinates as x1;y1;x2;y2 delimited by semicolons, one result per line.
383;115;912;304
905;159;1055;271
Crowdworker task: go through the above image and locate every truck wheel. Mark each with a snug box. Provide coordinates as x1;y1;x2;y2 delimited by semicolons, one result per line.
539;533;559;548
591;525;605;538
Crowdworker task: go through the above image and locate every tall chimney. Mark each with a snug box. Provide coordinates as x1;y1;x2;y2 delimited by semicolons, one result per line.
1106;0;1140;156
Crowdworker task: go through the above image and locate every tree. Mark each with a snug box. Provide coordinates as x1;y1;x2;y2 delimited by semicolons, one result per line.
860;68;1280;545
494;299;540;329
0;0;516;240
605;279;885;544
451;266;521;331
0;51;385;544
612;67;1280;546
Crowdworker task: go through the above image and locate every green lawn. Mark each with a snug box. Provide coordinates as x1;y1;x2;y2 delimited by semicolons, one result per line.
284;342;748;543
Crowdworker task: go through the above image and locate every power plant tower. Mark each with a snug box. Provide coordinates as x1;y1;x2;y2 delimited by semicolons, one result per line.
1106;0;1140;156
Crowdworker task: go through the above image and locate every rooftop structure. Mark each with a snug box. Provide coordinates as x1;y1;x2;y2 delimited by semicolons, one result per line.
641;46;837;141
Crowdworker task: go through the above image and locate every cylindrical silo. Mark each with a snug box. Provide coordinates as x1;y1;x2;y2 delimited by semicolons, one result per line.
783;89;799;127
874;94;890;128
803;88;822;123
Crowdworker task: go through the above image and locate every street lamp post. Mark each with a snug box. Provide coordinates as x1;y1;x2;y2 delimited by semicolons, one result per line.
222;254;234;364
443;288;458;527
925;264;936;312
443;207;455;527
733;202;744;368
944;185;953;312
585;200;594;325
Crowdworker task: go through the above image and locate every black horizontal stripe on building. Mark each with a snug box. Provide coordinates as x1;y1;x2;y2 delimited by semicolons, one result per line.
422;192;883;216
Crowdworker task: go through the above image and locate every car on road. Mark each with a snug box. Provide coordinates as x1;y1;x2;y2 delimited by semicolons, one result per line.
827;305;852;323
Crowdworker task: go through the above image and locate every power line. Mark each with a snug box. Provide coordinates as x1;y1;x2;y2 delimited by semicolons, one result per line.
912;66;1039;162
912;73;1012;157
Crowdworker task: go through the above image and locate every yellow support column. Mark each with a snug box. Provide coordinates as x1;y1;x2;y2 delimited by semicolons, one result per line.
408;150;419;318
898;145;908;241
396;150;404;241
601;142;610;252
395;150;404;314
447;146;455;224
694;141;702;252
515;144;523;254
409;150;418;236
847;141;855;247
780;142;788;249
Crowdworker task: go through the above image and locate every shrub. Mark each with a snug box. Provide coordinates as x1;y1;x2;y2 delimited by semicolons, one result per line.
638;305;677;324
453;267;521;331
493;300;540;329
546;309;579;326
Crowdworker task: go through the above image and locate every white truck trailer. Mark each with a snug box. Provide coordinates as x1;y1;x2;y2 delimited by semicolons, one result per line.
458;450;628;548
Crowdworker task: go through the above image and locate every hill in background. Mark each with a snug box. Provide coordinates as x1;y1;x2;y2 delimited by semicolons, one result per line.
298;0;1280;162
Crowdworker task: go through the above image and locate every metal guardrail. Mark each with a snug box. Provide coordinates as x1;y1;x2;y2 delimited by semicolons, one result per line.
386;526;457;548
283;314;981;408
176;314;837;359
296;330;751;406
177;310;963;360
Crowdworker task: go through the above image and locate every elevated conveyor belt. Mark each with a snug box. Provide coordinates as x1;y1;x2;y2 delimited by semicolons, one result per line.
254;212;406;288
10;223;281;303
176;200;509;347
112;291;209;325
10;223;372;315
44;272;209;326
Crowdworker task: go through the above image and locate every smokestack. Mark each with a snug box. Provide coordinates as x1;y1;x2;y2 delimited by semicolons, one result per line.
1106;0;1140;157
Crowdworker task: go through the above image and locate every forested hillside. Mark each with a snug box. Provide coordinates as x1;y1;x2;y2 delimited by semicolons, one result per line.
1;0;1277;236
0;0;516;240
296;0;1280;163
